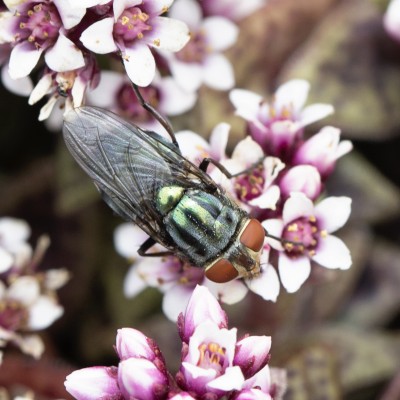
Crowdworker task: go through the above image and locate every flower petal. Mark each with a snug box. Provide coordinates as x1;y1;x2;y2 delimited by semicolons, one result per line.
44;33;85;72
246;264;280;301
169;59;203;92
158;76;197;116
9;42;43;79
385;0;400;41
0;248;13;273
28;73;52;105
0;217;30;244
203;53;234;90
312;235;352;270
204;278;248;305
1;66;33;96
230;88;264;123
147;16;190;52
207;366;245;391
315;197;351;233
278;253;311;293
282;192;314;224
248;185;280;210
209;122;229;160
274;79;309;115
179;285;227;342
53;0;86;29
299;103;334;127
7;276;40;305
122;43;156;87
65;366;120;400
28;296;63;330
123;265;148;298
169;0;201;28
116;328;156;360
80;17;117;54
163;284;194;322
113;0;142;20
261;219;284;251
203;16;238;51
114;223;149;259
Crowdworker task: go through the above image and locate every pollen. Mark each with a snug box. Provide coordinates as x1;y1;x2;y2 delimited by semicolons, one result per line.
198;342;226;368
161;6;169;14
320;230;328;238
19;22;26;29
33;4;42;12
138;12;149;22
308;249;316;256
121;15;129;25
27;10;34;16
285;242;294;251
287;223;298;232
137;32;144;39
28;35;35;42
153;38;160;46
309;215;316;222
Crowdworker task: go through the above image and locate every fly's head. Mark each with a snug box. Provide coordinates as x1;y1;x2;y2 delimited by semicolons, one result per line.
204;219;265;283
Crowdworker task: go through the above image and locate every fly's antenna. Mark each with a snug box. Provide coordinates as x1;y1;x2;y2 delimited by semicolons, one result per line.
131;83;179;148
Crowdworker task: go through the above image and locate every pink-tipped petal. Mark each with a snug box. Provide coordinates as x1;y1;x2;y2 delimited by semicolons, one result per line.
116;328;156;360
312;235;352;270
278;253;311;293
65;366;119;400
179;285;227;342
234;335;271;377
315;197;352;233
118;358;168;400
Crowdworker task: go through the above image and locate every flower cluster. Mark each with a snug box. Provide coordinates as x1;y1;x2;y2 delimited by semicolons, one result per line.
0;0;242;127
65;285;286;400
0;217;69;362
114;79;353;320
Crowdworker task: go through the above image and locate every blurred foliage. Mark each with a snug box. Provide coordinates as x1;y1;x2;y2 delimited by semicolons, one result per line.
1;0;400;399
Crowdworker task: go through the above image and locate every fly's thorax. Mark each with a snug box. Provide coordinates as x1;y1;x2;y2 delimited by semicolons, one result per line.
161;188;245;267
156;185;186;215
204;218;265;283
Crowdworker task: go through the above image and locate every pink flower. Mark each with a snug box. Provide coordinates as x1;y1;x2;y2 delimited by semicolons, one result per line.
211;136;284;212
263;192;352;293
166;0;238;91
87;70;196;132
293;126;353;179
279;165;321;201
230;80;334;160
80;0;190;86
1;1;86;79
384;0;400;41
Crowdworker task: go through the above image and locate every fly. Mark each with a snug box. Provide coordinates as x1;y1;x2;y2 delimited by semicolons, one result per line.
62;85;270;283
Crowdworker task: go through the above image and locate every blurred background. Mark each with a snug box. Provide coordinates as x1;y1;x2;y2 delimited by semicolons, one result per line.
1;0;400;399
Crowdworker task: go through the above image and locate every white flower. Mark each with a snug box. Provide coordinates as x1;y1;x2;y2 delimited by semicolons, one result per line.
384;0;400;41
80;0;190;86
262;192;352;293
166;0;238;91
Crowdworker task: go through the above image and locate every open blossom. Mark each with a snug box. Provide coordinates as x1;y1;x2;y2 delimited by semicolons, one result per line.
0;218;69;360
87;70;196;133
166;0;238;91
211;136;285;212
262;192;352;293
80;0;190;87
384;0;400;41
229;80;334;161
1;0;86;79
65;286;285;400
292;126;353;179
28;53;100;121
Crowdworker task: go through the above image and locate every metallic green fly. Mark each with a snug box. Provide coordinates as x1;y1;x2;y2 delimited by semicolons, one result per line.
62;92;266;283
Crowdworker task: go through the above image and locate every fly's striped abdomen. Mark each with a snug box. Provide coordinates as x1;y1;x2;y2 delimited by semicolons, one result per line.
159;188;244;266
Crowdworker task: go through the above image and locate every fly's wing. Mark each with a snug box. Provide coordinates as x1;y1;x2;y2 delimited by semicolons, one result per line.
62;106;219;246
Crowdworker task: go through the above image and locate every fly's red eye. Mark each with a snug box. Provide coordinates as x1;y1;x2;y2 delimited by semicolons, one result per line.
205;259;239;283
240;219;265;252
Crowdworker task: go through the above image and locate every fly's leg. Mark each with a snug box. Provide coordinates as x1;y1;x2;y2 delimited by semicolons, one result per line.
138;237;174;257
131;83;179;149
198;157;264;178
